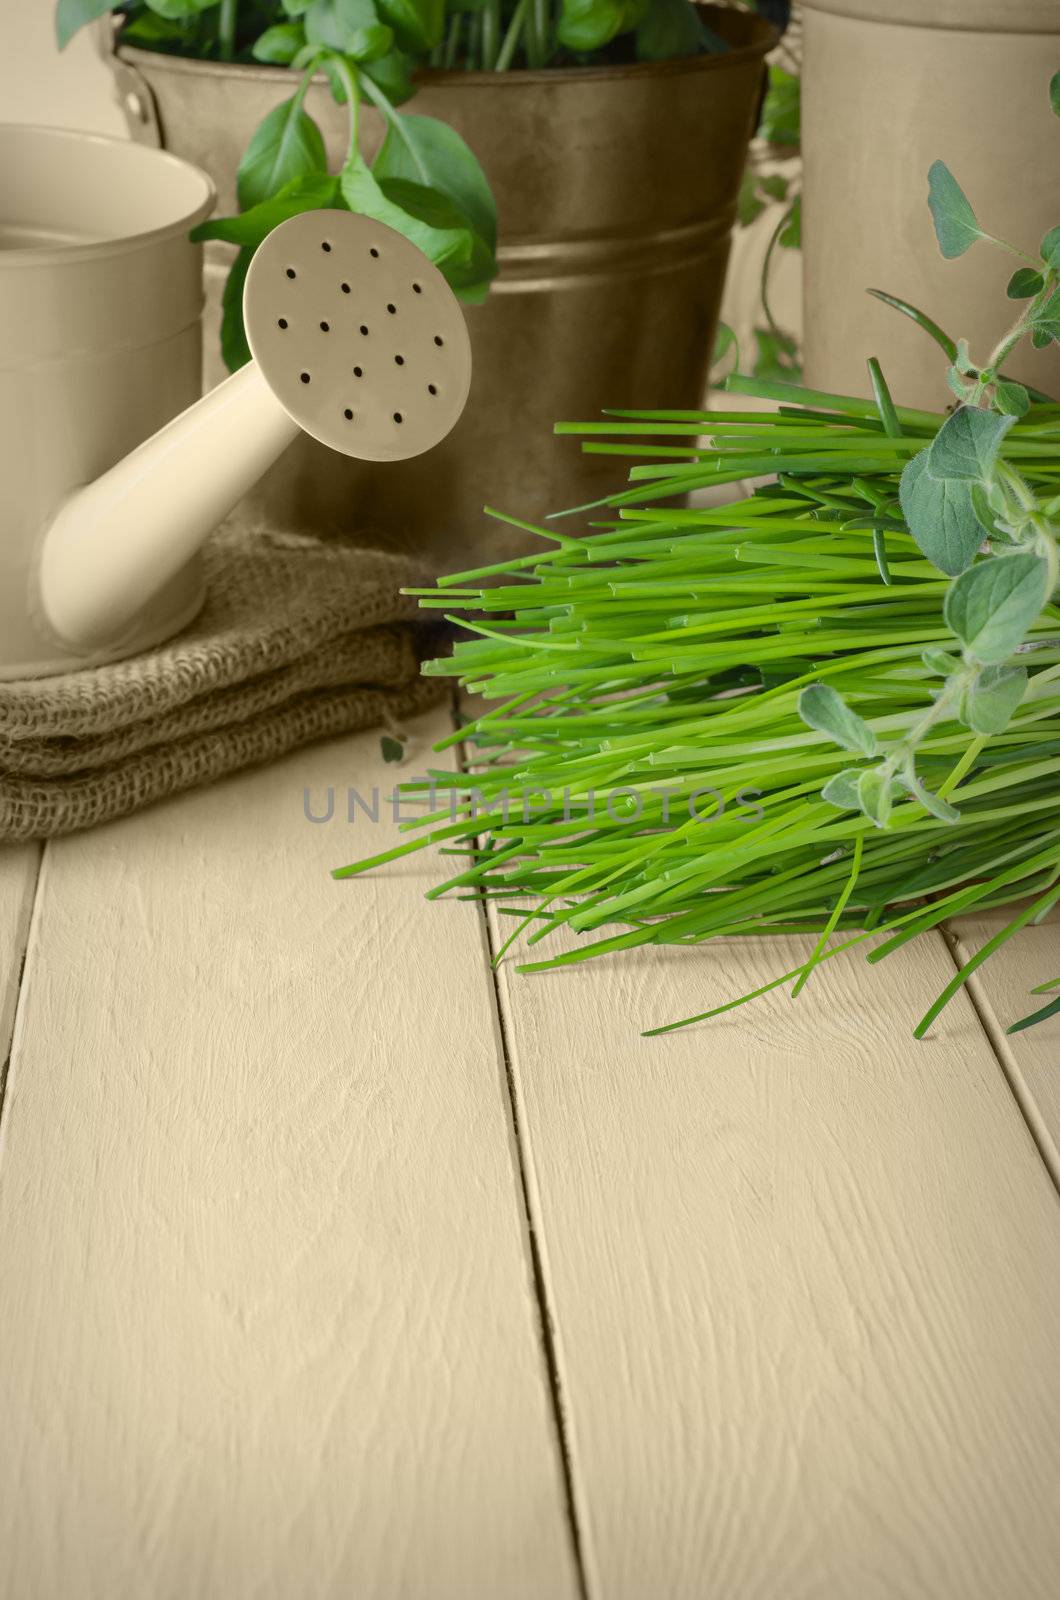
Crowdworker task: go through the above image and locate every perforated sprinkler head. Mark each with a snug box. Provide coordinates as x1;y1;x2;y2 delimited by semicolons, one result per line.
244;209;473;463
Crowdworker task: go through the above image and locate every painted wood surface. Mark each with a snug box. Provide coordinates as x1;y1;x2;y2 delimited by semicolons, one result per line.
489;914;1060;1600
0;711;580;1600
0;843;39;1079
948;910;1060;1186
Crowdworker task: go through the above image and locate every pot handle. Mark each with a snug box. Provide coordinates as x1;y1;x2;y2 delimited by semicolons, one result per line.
95;17;162;148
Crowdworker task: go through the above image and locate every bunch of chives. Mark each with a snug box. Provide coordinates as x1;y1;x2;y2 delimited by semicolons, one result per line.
336;376;1060;1037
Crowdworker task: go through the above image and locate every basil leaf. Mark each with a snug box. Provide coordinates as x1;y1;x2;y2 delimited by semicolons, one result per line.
348;23;394;59
220;248;253;374
635;0;712;61
237;95;328;213
376;0;444;52
376;177;497;298
558;0;648;53
944;553;1051;665
926;404;1015;481
371;113;497;252
305;0;378;48
360;48;415;105
340;158;474;279
192;173;340;247
798;684;877;757
961;663;1028;736
251;23;306;62
899;450;988;578
143;0;217;16
927;160;982;259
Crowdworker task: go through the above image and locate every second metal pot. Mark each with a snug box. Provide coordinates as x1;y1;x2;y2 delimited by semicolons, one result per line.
108;7;774;566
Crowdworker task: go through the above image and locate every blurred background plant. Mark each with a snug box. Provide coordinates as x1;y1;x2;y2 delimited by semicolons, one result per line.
716;0;801;383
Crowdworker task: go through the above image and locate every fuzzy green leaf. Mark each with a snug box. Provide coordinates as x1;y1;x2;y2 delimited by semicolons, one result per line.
1008;267;1045;299
820;769;863;811
898;451;988;578
922;647;962;676
798;684;877;757
898;771;960;825
944;553;1051;665
994;379;1030;418
962;663;1028;735
857;768;893;828
1041;225;1060;268
927;404;1015;481
927;160;981;259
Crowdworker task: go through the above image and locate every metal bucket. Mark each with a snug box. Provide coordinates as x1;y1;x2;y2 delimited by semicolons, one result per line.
108;7;773;567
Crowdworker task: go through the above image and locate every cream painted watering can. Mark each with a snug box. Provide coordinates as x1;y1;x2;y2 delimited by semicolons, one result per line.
0;126;472;680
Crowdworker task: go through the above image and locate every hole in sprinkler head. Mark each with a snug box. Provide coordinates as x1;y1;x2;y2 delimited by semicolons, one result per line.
394;354;404;366
386;303;396;315
354;366;363;378
427;383;437;396
412;282;422;294
322;240;332;253
359;324;369;336
433;335;443;346
370;247;380;259
286;267;296;279
393;412;403;424
320;320;330;332
278;318;288;330
341;282;351;294
343;407;353;420
300;371;310;384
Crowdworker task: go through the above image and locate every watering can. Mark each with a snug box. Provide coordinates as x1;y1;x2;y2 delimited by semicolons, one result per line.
0;126;472;681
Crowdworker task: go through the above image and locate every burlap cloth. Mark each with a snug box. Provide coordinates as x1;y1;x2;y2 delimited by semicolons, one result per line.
0;521;448;843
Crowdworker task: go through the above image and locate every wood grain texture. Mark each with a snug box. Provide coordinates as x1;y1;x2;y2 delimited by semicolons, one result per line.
0;711;580;1600
947;910;1060;1185
0;843;40;1078
489;917;1060;1600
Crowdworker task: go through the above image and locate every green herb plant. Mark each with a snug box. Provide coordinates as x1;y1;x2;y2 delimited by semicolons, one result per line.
57;0;735;367
337;73;1060;1040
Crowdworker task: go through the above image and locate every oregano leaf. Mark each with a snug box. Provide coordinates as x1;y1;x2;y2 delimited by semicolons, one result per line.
926;405;1015;481
1041;225;1060;268
857;768;893;828
944;553;1051;665
899;451;989;577
994;379;1030;418
1007;267;1044;299
961;663;1028;735
898;771;960;824
927;159;981;259
820;769;863;811
798;684;877;757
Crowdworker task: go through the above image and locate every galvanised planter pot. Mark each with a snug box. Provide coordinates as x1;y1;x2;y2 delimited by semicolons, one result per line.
106;7;774;567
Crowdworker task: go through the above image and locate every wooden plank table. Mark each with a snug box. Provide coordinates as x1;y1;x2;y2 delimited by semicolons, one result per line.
1;702;1059;1600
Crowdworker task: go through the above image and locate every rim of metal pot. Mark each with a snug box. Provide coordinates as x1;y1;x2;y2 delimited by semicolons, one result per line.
114;7;776;86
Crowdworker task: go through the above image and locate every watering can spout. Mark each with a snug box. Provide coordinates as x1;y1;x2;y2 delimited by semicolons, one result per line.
39;362;299;650
35;209;471;658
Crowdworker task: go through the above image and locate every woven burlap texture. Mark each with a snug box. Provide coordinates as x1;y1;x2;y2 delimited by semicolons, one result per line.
0;520;447;843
